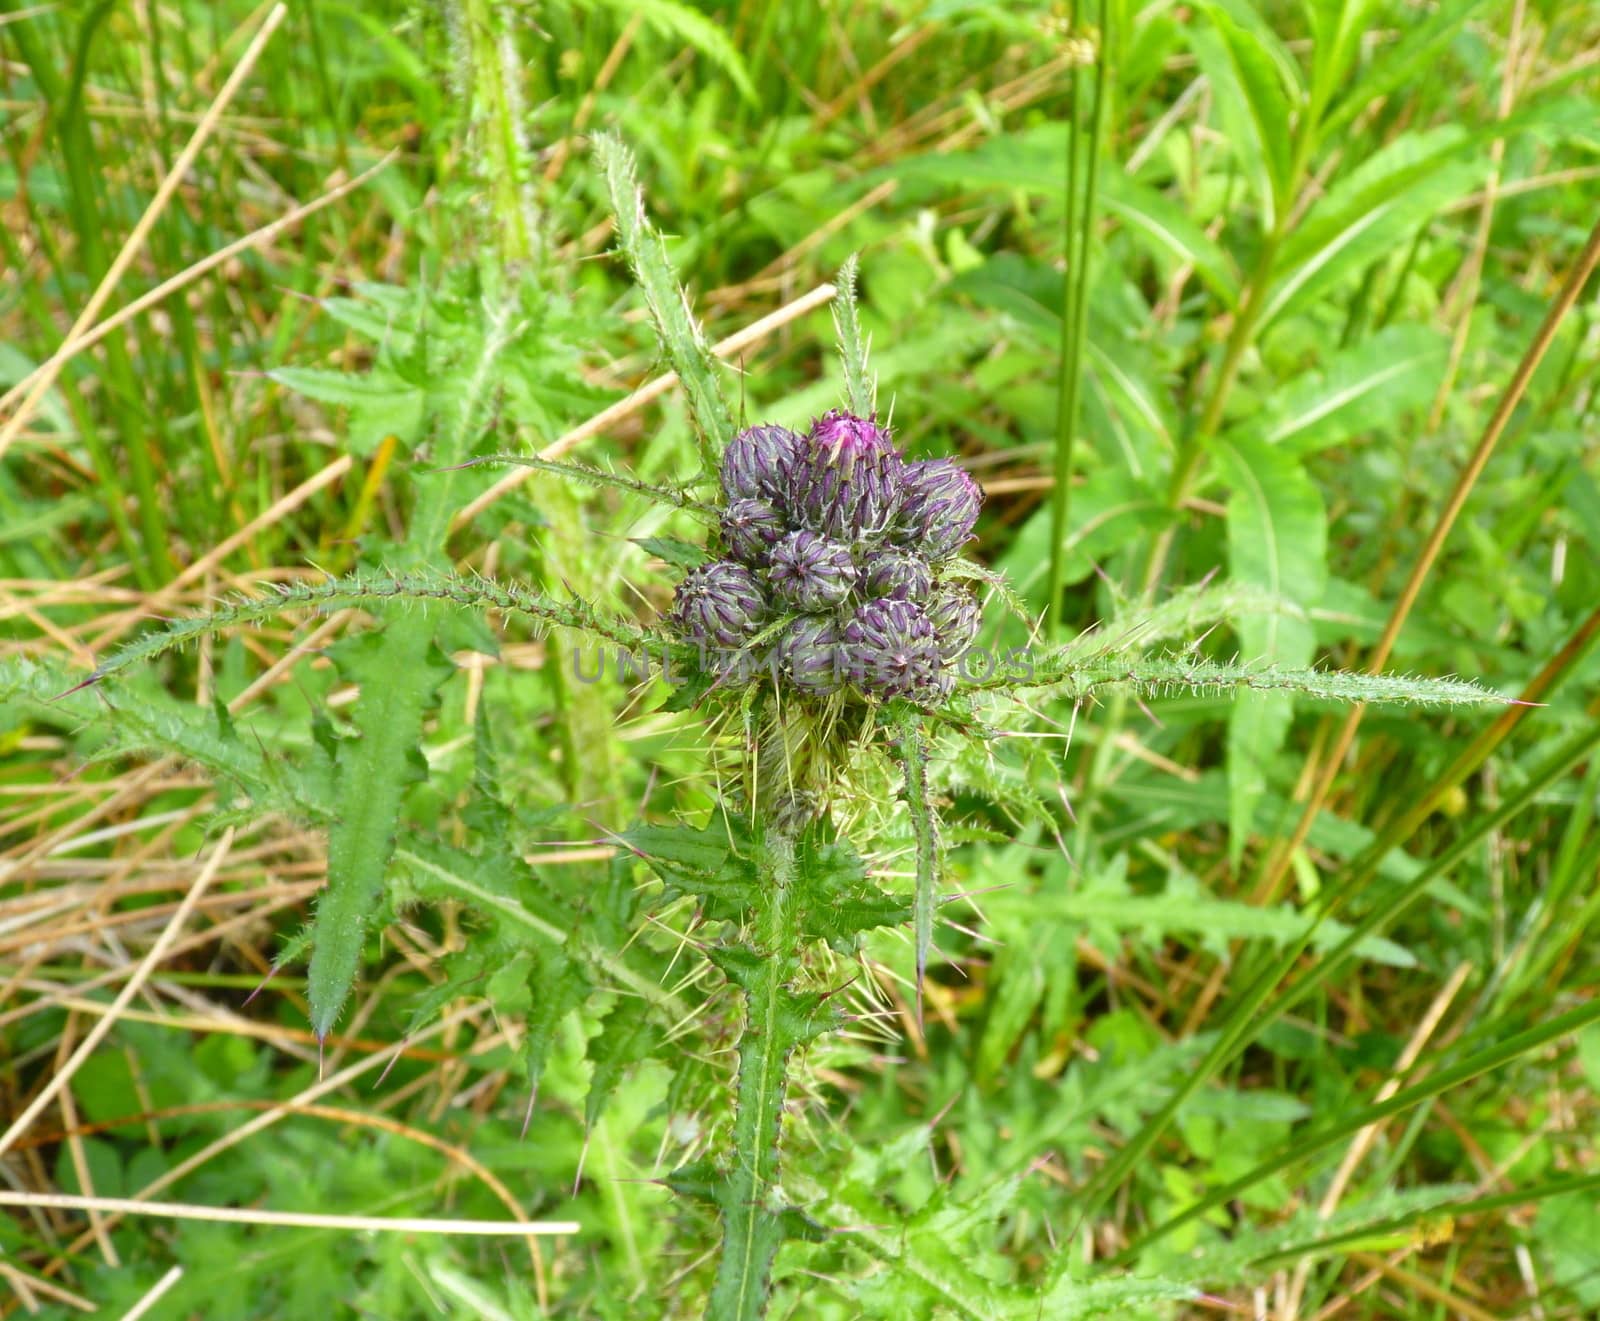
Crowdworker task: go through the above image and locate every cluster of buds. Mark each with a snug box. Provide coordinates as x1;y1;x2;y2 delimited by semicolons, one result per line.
669;411;983;705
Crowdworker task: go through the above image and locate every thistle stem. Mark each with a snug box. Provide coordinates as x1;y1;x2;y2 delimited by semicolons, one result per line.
709;829;803;1320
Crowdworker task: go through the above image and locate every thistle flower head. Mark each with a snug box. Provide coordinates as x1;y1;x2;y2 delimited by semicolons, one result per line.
676;413;982;715
840;597;943;701
768;530;858;611
720;497;786;564
774;614;844;694
807;409;896;465
894;459;982;560
860;547;934;601
720;424;802;504
925;583;982;662
788;411;902;541
669;559;769;651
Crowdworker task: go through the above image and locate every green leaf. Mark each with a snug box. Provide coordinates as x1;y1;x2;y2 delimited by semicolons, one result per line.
1261;131;1486;328
893;707;941;1017
622;817;760;923
308;620;454;1039
633;536;708;569
1303;0;1378;125
269;366;425;457
1198;1;1304;221
1251;325;1448;455
1098;170;1241;309
522;951;589;1108
584;996;661;1129
1185;19;1281;227
1216;437;1326;860
594;134;735;471
1318;0;1487;141
571;0;755;104
794;830;908;949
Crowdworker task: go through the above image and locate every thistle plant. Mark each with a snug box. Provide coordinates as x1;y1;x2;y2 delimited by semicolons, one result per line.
24;135;1521;1319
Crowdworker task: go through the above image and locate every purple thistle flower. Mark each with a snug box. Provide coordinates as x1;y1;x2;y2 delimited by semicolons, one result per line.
788;410;903;541
768;530;857;612
774;614;844;695
808;409;896;463
720;424;804;504
840;598;943;701
894;459;982;560
859;547;933;601
925;584;982;662
669;559;769;652
719;497;786;565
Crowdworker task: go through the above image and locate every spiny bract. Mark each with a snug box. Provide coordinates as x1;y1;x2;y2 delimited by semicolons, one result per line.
671;411;982;705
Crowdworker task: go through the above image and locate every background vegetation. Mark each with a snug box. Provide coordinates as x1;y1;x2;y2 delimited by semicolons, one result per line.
2;0;1598;1316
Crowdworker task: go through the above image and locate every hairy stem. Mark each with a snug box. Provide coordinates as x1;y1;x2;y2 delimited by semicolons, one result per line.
710;829;803;1320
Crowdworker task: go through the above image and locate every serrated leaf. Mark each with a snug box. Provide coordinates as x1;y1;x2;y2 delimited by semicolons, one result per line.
583;995;660;1130
794;832;909;949
308;619;454;1038
523;951;590;1106
893;708;941;1016
594;134;734;470
622;817;760;923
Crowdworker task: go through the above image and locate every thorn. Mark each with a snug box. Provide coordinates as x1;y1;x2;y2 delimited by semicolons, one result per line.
52;670;107;701
241;964;279;1008
317;1035;326;1081
520;1084;539;1140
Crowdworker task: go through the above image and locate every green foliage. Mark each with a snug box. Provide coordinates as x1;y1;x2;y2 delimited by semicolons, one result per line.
593;133;736;471
5;1;1599;1316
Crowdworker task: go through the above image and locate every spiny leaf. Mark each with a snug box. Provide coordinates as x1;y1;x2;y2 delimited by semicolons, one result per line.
794;830;908;950
986;652;1513;708
622;817;760;924
70;568;666;691
892;705;941;1023
584;995;661;1130
593;133;734;470
308;620;454;1039
707;831;817;1320
831;254;874;417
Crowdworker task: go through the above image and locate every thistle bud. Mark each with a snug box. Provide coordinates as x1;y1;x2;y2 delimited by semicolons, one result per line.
925;584;982;662
720;424;803;503
769;530;857;612
789;411;902;541
840;598;943;701
720;497;786;565
859;547;933;601
894;459;982;560
669;559;769;652
774;614;844;694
